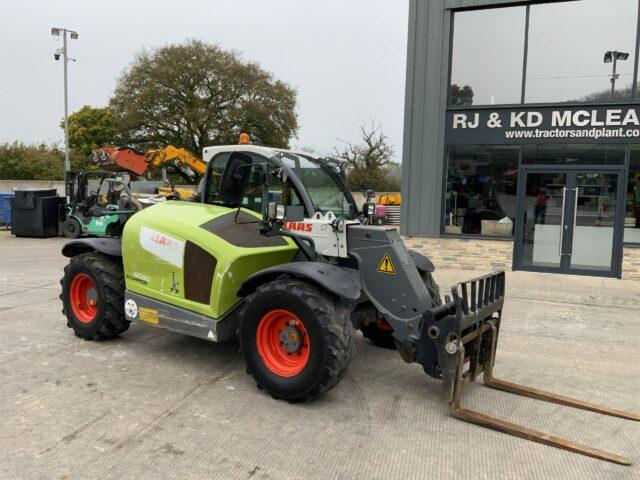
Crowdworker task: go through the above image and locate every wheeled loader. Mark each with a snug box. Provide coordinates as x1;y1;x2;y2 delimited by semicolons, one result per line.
60;143;639;465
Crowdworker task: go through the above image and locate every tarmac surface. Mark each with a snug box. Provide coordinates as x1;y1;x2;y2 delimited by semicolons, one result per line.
1;230;639;480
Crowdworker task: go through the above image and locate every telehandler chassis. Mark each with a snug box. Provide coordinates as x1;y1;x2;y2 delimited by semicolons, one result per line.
59;144;638;466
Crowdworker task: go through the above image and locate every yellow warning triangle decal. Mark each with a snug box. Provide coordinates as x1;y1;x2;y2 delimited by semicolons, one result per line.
377;253;396;274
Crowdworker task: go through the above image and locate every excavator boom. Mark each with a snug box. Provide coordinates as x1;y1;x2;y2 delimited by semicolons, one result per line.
90;145;206;181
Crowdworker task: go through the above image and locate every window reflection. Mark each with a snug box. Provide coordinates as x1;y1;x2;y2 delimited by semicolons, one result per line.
526;0;637;103
449;7;526;105
522;144;626;165
445;145;519;236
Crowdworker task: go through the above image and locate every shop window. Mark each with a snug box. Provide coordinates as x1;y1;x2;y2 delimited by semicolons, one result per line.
449;7;526;106
625;146;640;243
522;144;626;165
444;145;519;236
526;0;638;104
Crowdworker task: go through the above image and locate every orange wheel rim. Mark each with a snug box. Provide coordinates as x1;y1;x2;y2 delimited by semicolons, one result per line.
256;309;310;377
69;273;98;324
377;319;393;331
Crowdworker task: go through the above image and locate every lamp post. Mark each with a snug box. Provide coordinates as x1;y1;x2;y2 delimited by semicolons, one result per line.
51;27;78;173
603;50;629;99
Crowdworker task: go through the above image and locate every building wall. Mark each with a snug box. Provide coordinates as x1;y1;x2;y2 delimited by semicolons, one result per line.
404;236;513;270
401;0;640;280
401;0;532;237
405;236;640;280
622;247;640;280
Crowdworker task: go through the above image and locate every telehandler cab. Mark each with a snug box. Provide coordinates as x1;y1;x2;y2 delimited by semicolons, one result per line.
60;143;639;465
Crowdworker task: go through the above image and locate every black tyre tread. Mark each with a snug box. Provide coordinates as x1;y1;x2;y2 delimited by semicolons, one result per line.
361;271;442;347
240;278;356;402
360;320;396;349
60;253;129;340
62;218;81;238
421;271;442;307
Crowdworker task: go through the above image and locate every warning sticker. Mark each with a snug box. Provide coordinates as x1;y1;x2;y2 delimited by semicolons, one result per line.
138;307;159;325
377;253;396;274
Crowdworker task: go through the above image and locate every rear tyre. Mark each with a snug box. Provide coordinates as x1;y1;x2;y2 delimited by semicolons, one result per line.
62;217;82;238
360;318;396;349
60;253;129;340
239;278;356;402
360;271;442;348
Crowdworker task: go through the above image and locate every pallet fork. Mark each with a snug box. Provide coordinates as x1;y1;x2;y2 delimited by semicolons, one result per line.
436;272;639;466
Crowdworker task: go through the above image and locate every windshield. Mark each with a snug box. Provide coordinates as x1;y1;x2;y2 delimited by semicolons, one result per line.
278;153;353;218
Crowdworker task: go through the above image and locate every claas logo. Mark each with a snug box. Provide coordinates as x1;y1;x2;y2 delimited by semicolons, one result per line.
283;222;313;232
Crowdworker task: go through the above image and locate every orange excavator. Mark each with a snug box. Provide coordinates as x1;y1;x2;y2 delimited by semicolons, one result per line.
89;145;207;183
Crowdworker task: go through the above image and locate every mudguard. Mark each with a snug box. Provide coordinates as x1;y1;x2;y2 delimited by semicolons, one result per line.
61;238;122;258
238;262;361;304
409;250;435;273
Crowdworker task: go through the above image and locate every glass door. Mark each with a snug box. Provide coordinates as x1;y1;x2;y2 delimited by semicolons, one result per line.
519;172;568;271
515;169;622;276
568;173;618;273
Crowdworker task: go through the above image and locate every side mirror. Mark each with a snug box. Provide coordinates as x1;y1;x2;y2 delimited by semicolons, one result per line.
267;203;305;222
218;153;252;204
267;202;286;221
363;202;376;216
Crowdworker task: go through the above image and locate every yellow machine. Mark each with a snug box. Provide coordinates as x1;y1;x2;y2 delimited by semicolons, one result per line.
90;145;207;180
145;145;207;177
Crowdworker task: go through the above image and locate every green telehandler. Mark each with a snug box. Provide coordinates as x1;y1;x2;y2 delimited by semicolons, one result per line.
59;143;638;465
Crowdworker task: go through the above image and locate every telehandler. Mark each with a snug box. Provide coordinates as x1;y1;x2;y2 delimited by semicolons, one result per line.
60;142;638;465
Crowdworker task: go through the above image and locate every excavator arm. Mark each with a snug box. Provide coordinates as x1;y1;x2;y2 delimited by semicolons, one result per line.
90;145;206;181
145;145;207;176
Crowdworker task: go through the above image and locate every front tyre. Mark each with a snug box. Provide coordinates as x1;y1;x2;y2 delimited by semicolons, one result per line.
239;279;356;402
60;253;129;340
62;217;82;238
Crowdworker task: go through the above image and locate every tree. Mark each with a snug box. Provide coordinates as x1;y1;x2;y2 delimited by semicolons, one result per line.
576;85;632;103
109;40;298;153
0;142;64;180
449;84;474;106
64;105;119;168
335;123;398;191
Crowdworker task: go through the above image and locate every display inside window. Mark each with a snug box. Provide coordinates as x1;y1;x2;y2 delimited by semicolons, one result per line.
522;144;626;165
625;147;640;243
526;0;638;103
444;145;519;236
449;6;526;106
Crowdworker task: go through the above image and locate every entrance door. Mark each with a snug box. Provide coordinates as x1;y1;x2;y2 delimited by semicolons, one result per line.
515;169;622;276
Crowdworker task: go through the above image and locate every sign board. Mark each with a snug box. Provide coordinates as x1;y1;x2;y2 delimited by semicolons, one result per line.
445;105;640;144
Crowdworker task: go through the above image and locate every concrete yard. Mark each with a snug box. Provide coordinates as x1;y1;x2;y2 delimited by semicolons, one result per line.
1;230;639;480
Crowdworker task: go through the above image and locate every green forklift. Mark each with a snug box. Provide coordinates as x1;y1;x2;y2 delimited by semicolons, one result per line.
61;171;142;238
59;144;638;465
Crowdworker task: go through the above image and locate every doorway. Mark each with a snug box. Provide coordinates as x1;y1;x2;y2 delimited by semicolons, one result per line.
514;168;624;277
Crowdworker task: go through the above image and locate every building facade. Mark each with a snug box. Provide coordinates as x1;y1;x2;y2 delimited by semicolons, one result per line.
401;0;640;279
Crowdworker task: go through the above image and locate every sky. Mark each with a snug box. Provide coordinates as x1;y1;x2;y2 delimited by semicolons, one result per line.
0;0;409;160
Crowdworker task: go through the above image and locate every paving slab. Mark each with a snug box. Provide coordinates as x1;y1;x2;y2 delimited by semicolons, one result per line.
0;234;639;480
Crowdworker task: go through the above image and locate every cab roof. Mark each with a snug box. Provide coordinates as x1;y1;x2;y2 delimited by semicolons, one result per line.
202;145;320;163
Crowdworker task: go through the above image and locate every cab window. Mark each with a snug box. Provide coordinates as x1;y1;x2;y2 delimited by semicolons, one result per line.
204;152;307;216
